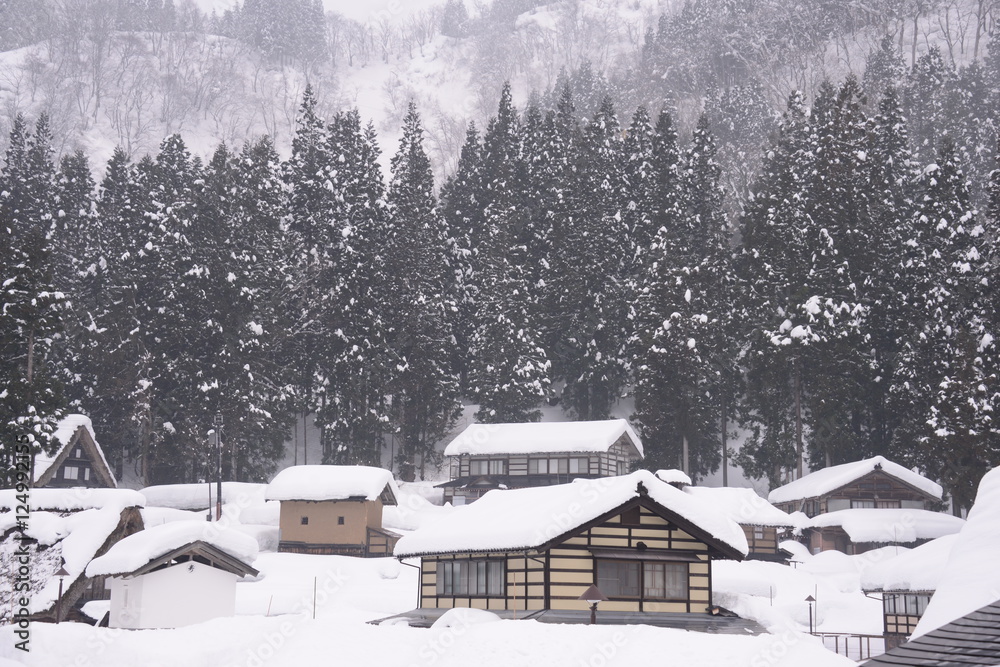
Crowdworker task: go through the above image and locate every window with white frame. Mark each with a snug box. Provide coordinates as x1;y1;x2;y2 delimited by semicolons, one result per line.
63;466;79;480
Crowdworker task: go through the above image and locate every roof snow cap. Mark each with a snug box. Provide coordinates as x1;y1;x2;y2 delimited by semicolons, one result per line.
394;470;746;559
767;456;942;505
443;419;643;458
265;465;398;504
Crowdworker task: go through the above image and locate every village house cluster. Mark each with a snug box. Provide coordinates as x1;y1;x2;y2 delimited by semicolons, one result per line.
4;413;997;664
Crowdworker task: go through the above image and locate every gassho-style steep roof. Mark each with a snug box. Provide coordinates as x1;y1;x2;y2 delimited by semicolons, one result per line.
86;521;259;578
394;470;747;559
684;486;797;528
861;533;959;593
803;508;964;544
265;465;399;505
443;419;644;458
767;456;943;505
34;414;117;487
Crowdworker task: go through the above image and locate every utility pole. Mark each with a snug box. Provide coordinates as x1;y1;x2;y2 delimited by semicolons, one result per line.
214;413;224;520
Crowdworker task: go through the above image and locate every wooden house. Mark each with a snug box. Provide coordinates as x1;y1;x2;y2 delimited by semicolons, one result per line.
33;414;116;489
798;507;963;555
862;598;1000;666
683;486;797;561
266;465;400;556
438;420;644;505
0;488;145;623
86;522;259;629
861;534;958;650
767;456;942;518
391;470;758;630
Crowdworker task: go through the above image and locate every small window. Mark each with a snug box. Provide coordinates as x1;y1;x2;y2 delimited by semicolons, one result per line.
337;516;345;525
529;459;547;474
876;499;900;509
620;506;641;526
851;499;875;509
73;447;83;458
616;460;628;476
488;459;506;475
300;516;309;525
753;527;765;540
83;468;91;481
569;457;588;474
63;466;79;480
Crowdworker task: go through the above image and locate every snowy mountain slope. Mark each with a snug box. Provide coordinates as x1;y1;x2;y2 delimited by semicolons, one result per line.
0;0;990;177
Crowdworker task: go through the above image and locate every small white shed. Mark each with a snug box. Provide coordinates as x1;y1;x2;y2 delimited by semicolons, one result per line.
86;522;259;629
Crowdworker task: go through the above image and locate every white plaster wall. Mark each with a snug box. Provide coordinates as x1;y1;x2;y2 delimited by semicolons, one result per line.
108;561;238;629
109;576;144;629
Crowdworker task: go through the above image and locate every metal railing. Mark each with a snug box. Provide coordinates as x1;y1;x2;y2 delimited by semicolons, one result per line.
813;633;886;661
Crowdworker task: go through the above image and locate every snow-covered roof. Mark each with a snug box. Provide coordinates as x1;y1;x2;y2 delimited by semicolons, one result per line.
655;469;692;486
0;505;134;614
86;521;259;577
767;456;942;504
802;508;964;544
35;413;117;486
684;486;797;527
913;467;1000;638
394;470;747;559
861;533;959;593
0;488;145;512
141;481;267;510
443;419;644;458
265;465;398;504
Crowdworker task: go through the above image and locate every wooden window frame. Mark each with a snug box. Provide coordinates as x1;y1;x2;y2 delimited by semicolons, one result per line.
595;558;689;602
436;559;506;597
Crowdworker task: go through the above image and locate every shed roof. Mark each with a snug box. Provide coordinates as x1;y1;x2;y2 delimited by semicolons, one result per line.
443;419;644;458
86;521;259;578
863;598;1000;666
265;465;398;504
861;533;959;593
684;486;797;528
767;456;942;505
912;467;1000;638
802;508;964;544
141;482;267;510
394;470;747;559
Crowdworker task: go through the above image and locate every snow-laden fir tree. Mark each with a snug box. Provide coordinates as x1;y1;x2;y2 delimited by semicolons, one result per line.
384;103;462;481
891;138;997;512
468;83;550;422
631;114;733;480
735;91;814;486
0;114;66;482
314;112;395;466
546;96;630;420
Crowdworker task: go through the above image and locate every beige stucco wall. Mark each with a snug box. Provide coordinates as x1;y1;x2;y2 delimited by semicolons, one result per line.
279;499;383;546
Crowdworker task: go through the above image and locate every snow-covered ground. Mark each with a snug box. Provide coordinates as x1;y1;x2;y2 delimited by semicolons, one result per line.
2;480;914;667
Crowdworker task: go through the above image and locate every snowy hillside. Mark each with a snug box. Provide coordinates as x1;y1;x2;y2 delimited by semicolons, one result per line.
1;0;991;177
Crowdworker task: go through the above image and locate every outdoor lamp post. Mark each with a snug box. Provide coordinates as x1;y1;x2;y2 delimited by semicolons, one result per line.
579;584;608;625
214;413;224;521
55;561;69;622
806;595;816;634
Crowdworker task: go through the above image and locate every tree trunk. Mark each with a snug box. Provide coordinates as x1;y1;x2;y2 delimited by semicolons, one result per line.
794;355;803;479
